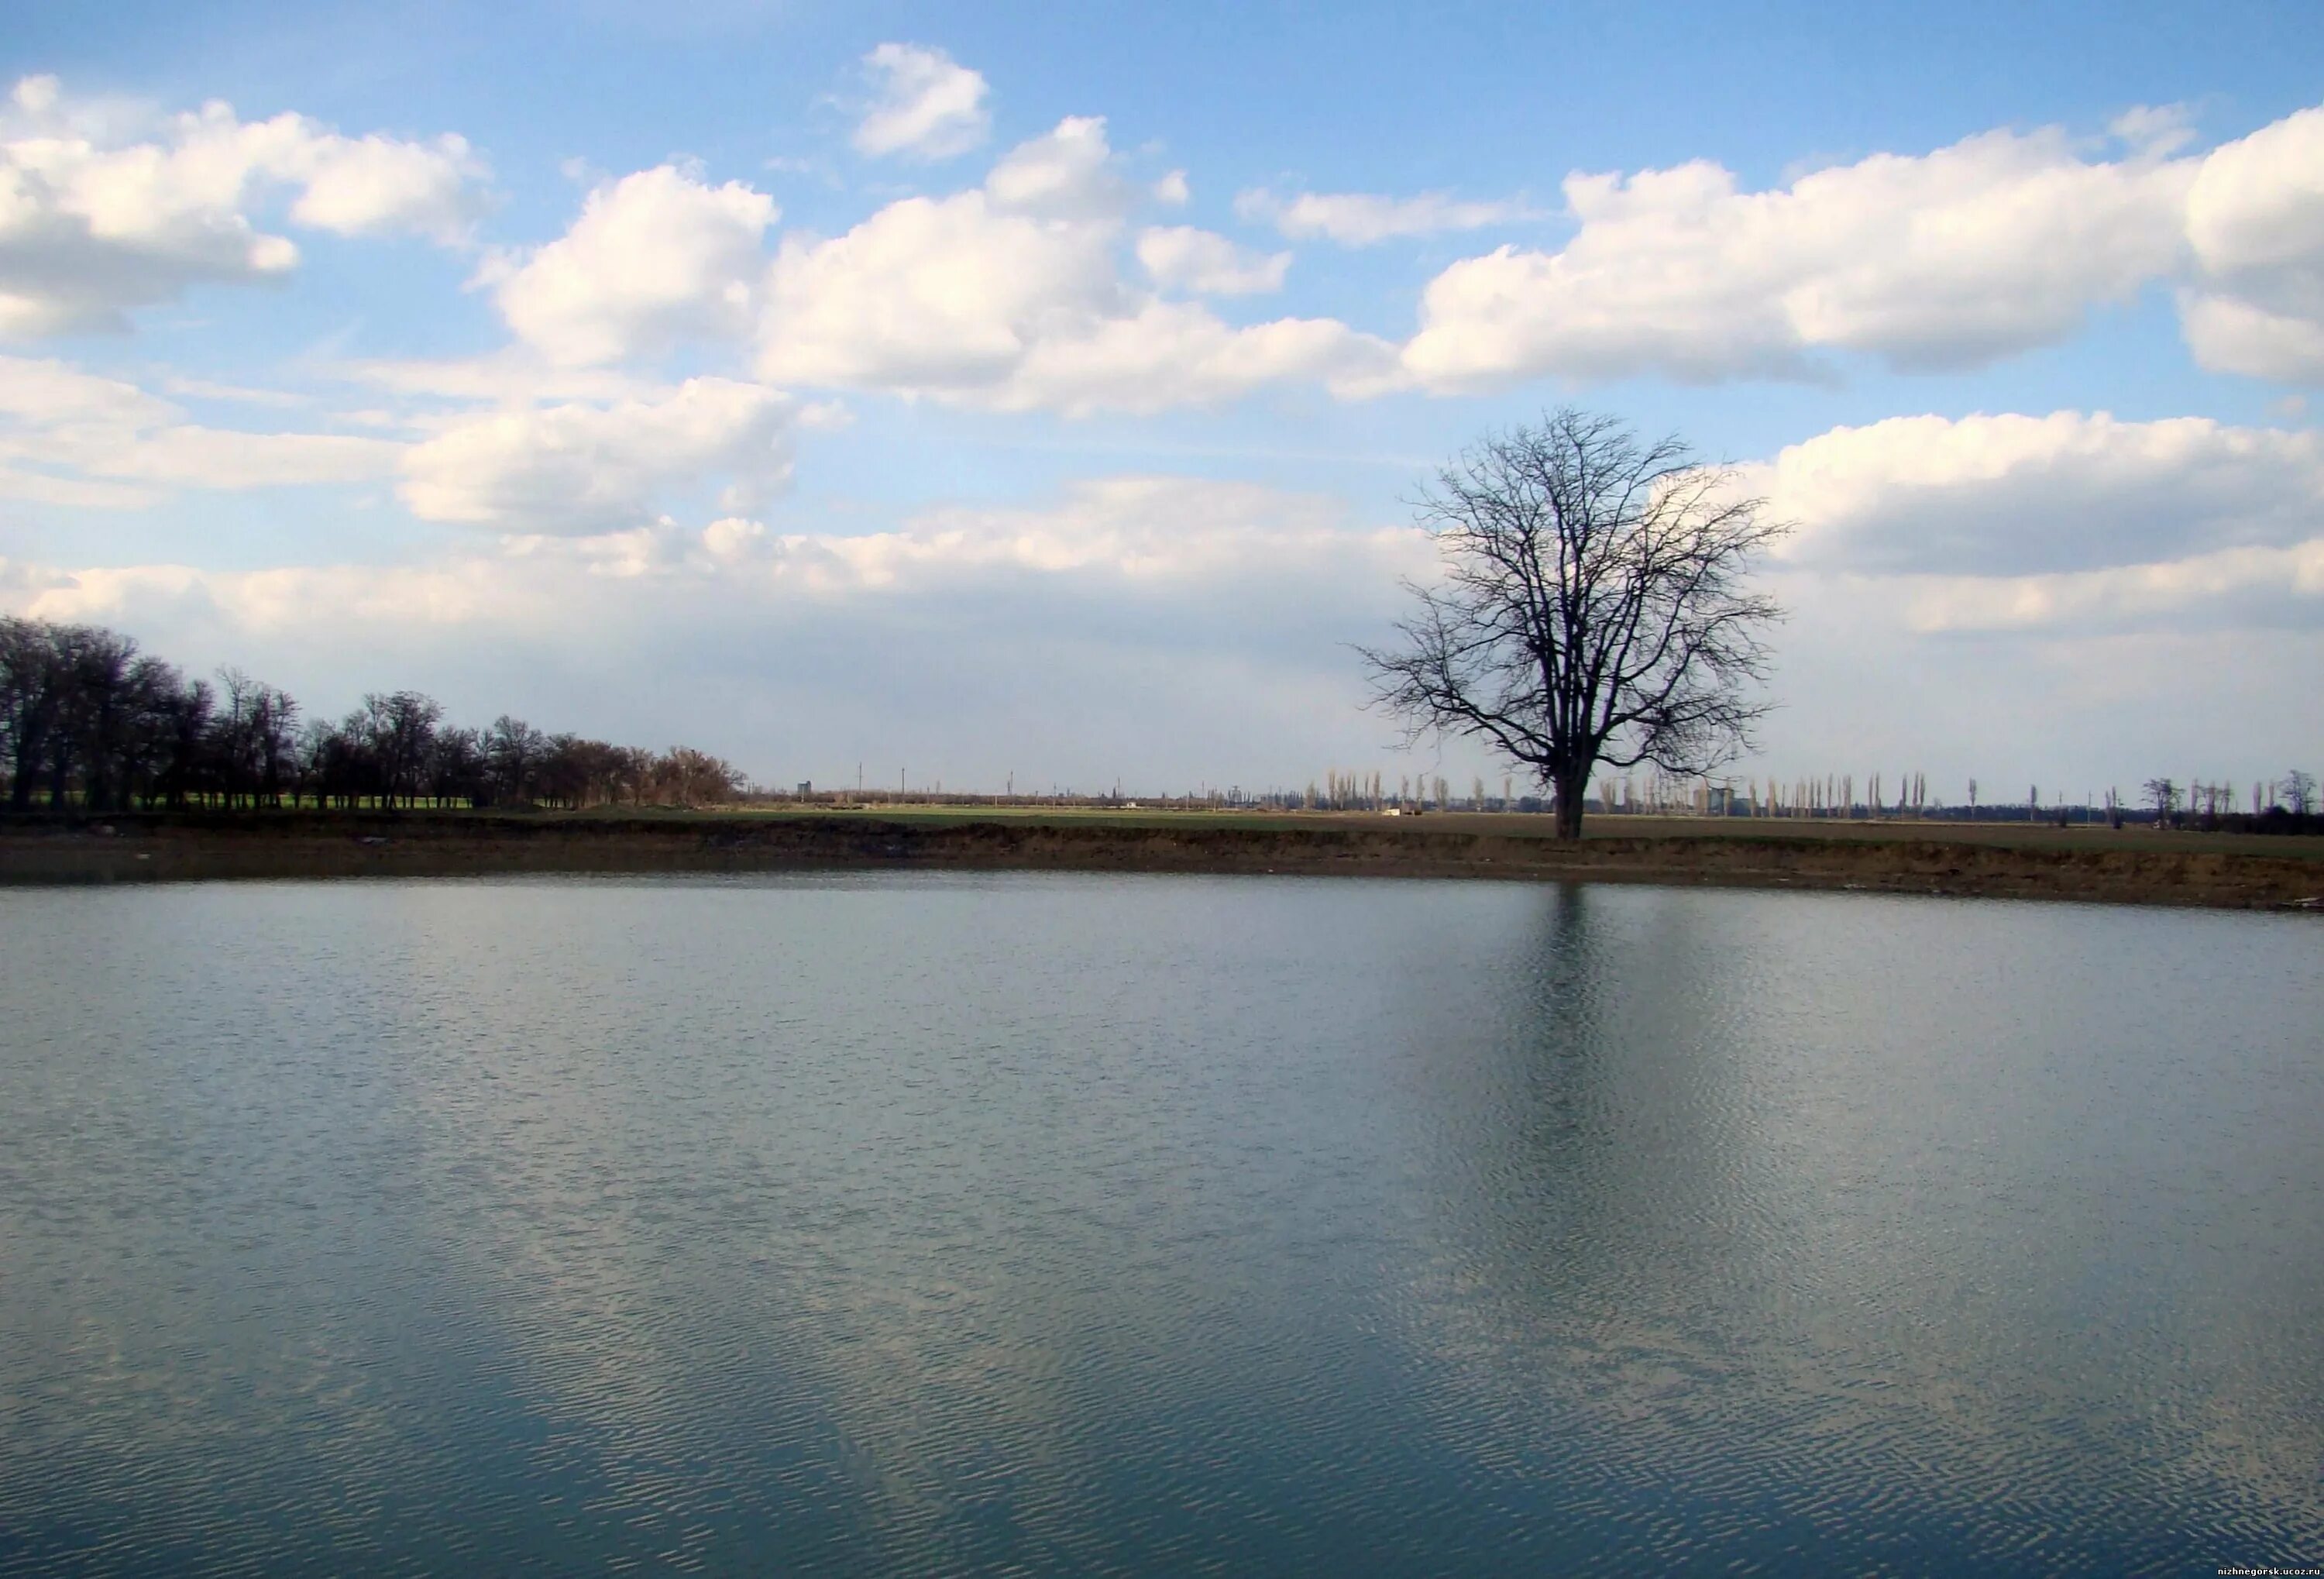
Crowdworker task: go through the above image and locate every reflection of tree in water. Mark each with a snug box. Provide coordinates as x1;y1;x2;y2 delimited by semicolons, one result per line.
1397;880;1762;1384
1379;882;2324;1567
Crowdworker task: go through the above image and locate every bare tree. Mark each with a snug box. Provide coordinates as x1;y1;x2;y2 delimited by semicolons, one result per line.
649;747;747;807
215;668;261;808
251;685;299;807
2;617;70;811
485;715;544;805
2144;777;2180;824
2284;769;2318;816
1360;410;1786;839
356;691;442;810
427;727;487;808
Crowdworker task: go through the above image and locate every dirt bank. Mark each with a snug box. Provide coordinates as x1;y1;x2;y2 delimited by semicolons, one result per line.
4;811;2321;910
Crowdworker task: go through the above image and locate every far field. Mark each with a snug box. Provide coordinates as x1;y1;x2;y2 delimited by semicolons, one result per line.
662;803;2324;863
8;805;2319;908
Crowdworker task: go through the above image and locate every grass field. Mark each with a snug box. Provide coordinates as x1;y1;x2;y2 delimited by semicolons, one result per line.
9;804;2322;903
641;803;2324;862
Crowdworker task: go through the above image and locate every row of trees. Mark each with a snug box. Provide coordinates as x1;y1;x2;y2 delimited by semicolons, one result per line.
0;617;746;814
2144;772;2318;817
2140;773;2319;831
1289;770;1518;812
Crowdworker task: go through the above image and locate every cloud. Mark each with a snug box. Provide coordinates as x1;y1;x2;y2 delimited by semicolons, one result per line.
1401;100;2324;391
2111;103;2199;159
332;352;651;405
0;351;177;427
758;118;1390;412
990;302;1400;415
0;470;157;508
1893;538;2324;635
0;74;486;337
2176;293;2324;384
77;425;401;489
41;474;1407;611
279;129;485;242
1752;410;2324;578
0;476;1435;786
489;164;778;366
853;43;991;162
757;119;1129;394
1729;404;2324;779
1236;187;1531;246
1136;226;1290;295
2180;105;2324;382
9;455;2313;790
397;377;794;533
160;374;310;408
1403;128;2193;390
0;355;169;504
0;353;400;501
758;187;1120;392
982;115;1129;219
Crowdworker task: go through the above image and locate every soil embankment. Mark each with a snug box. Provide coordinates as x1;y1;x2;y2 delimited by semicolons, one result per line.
3;812;2321;910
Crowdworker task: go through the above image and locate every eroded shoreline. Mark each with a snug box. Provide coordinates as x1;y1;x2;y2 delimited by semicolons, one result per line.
5;811;2322;910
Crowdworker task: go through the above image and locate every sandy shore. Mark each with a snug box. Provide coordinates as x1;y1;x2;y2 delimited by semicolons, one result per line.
4;810;2322;910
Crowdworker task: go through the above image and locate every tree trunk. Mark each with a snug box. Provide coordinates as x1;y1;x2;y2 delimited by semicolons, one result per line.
1553;765;1587;841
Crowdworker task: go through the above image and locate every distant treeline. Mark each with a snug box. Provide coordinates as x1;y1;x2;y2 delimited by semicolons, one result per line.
1289;765;2324;834
0;617;745;814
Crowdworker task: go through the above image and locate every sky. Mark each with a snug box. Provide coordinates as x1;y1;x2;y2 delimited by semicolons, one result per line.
2;0;2320;803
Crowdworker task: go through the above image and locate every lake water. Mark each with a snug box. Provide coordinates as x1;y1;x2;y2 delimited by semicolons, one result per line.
1;873;2319;1575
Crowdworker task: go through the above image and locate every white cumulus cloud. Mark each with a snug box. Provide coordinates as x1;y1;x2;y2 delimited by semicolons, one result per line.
1401;100;2324;391
1403;128;2193;390
0;74;486;337
982;115;1130;219
1753;410;2324;579
490;165;778;366
992;302;1399;416
759;119;1390;413
758;187;1120;392
2181;104;2324;382
1136;226;1290;295
852;43;990;162
398;377;795;534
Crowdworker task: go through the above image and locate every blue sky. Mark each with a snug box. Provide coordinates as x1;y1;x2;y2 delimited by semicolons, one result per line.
3;1;2320;801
